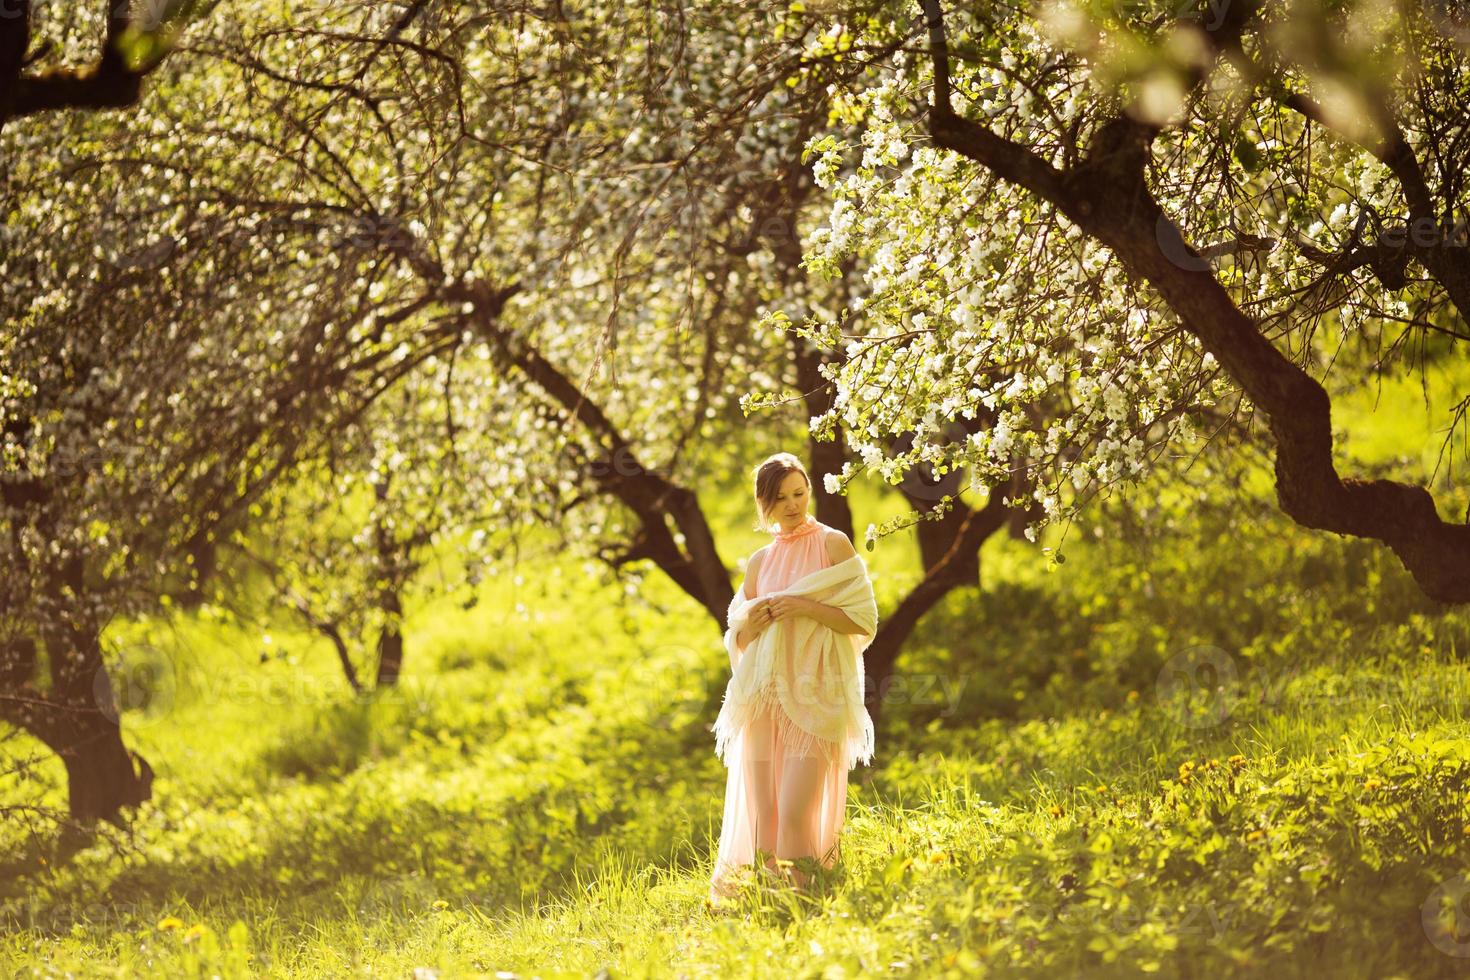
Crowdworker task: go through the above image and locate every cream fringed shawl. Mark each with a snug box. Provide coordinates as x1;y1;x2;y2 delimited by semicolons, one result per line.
711;553;878;772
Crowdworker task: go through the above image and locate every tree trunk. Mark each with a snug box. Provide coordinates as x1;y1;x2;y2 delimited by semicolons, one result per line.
862;566;981;735
373;480;406;687
0;643;154;826
45;552;153;823
0;2;30;132
375;610;404;687
174;529;218;611
60;707;155;825
793;338;854;540
56;628;155;824
863;483;1017;735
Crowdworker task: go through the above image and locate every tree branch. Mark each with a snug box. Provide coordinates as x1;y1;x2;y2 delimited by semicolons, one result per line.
917;0;1470;602
3;0;195;126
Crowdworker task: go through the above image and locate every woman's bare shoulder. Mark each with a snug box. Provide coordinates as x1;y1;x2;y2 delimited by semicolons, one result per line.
822;527;858;563
742;545;770;595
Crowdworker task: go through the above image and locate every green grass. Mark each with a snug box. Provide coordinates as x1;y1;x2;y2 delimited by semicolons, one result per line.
4;399;1470;976
1327;339;1470;495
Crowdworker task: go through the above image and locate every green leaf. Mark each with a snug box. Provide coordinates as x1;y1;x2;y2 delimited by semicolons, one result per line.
1232;134;1262;173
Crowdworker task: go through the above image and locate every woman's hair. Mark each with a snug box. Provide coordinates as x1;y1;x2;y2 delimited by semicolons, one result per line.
752;452;810;533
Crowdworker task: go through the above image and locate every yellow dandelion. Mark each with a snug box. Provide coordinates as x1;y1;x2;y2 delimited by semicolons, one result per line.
1228;754;1246;769
156;916;184;932
431;900;449;911
1246;830;1265;842
182;924;208;944
1364;778;1382;791
1048;804;1063;818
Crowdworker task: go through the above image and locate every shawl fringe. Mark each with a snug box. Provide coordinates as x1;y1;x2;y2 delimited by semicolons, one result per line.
713;678;875;772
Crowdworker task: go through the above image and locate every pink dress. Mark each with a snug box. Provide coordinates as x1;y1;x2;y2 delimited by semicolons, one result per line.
708;513;848;901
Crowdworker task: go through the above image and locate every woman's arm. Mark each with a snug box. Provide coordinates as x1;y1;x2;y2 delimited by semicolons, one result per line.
790;597;866;635
734;615;767;652
732;548;769;651
765;530;870;636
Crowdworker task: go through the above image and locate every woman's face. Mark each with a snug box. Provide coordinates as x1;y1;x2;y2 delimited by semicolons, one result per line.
770;471;810;530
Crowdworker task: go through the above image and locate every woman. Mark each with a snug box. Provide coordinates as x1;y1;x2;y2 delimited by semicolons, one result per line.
707;452;878;906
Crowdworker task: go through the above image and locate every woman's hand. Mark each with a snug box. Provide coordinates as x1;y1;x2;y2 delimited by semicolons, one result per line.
766;595;868;636
736;599;775;650
749;598;777;632
737;596;820;651
764;595;813;622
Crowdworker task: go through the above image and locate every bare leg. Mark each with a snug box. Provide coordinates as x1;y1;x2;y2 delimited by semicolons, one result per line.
741;705;779;865
776;750;830;891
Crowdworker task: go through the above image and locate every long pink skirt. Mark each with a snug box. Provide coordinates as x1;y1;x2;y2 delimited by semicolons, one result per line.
708;698;847;902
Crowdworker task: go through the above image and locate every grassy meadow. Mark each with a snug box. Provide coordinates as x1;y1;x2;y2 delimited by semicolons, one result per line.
4;365;1470;978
